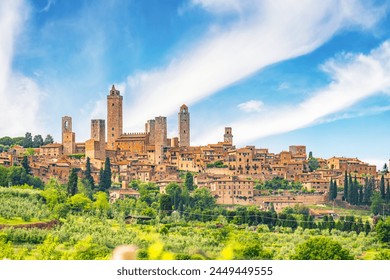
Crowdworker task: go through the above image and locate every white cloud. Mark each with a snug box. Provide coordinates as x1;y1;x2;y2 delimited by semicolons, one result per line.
0;0;45;136
40;0;54;13
238;100;263;113
123;0;384;132
193;40;390;145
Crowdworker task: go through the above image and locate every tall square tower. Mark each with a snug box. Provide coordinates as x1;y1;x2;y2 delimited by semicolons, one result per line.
107;85;123;149
178;104;190;147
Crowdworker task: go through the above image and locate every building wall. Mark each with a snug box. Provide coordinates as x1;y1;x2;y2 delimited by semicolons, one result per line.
107;85;123;149
178;104;190;147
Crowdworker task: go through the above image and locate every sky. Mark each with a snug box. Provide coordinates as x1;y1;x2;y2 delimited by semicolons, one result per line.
0;0;389;169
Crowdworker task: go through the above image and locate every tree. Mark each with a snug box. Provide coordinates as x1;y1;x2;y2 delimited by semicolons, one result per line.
22;132;33;148
67;193;92;212
67;168;78;196
363;177;373;205
101;157;112;192
0;165;9;186
343;171;348;201
98;168;104;192
386;182;390;202
184;172;194;191
329;180;337;201
43;135;54;145
375;217;390;245
383;163;389;174
291;236;353;260
308;157;320;172
21;156;31;174
84;157;95;190
371;192;385;215
380;175;386;199
33;135;44;148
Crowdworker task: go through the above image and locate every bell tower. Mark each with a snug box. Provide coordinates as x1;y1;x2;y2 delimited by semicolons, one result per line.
107;85;123;149
178;104;190;147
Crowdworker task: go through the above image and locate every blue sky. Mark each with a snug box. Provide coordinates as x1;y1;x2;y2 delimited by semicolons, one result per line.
0;0;389;169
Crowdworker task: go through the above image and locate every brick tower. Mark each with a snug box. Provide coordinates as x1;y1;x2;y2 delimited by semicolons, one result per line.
91;119;106;159
178;104;190;147
145;119;156;145
62;116;75;155
107;85;123;149
224;127;233;145
154;116;167;164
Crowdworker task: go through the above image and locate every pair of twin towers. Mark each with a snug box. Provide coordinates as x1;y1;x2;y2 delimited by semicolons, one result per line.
71;85;190;162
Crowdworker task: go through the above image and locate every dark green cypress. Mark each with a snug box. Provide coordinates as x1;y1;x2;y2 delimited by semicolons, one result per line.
67;168;78;196
343;171;348;201
84;157;95;189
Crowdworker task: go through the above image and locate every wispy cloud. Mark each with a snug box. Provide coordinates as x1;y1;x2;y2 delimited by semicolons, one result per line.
238;100;263;113
124;0;385;132
40;0;54;13
193;40;390;145
0;0;45;136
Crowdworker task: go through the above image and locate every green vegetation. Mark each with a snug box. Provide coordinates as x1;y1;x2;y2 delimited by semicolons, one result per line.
207;161;228;168
0;175;389;260
67;154;85;159
0;165;44;189
255;177;302;191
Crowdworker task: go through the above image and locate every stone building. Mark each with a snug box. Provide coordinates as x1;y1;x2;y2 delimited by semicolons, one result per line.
40;143;63;158
178;104;190;147
62;116;75;155
107;85;123;149
85;119;106;160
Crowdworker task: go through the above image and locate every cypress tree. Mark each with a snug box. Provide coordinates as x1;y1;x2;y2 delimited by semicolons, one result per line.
353;176;359;205
98;168;104;192
67;168;78;196
358;185;363;205
331;180;338;201
84;157;95;189
102;157;112;191
343;171;348;201
329;179;334;200
21;155;30;174
364;220;371;235
380;175;385;199
185;172;194;191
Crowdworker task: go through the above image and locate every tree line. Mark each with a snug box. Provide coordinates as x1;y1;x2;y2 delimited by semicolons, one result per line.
0;133;54;152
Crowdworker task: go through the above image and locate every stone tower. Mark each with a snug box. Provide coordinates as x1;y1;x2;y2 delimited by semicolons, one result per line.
145;119;156;145
178;104;190;147
154;116;167;164
107;85;123;149
62;116;75;155
224;127;233;145
91;119;106;159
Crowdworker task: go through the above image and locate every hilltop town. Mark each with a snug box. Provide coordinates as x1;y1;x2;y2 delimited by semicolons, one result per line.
0;85;389;212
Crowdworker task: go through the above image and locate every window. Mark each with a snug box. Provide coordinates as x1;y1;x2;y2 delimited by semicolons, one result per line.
112;127;114;131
